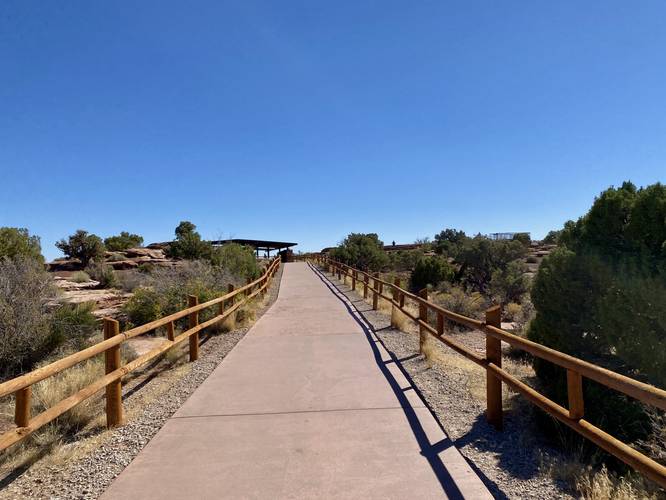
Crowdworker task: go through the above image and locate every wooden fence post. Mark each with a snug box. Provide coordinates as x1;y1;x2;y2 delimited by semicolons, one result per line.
337;266;341;281
14;387;31;427
437;312;444;337
103;318;123;428
166;321;175;341
363;274;369;299
390;277;400;328
419;288;428;353
372;273;379;310
567;369;584;420
485;306;502;430
351;270;356;290
188;295;199;362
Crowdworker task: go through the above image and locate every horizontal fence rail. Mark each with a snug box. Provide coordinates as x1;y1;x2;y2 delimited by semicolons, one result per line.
0;257;281;452
314;255;666;488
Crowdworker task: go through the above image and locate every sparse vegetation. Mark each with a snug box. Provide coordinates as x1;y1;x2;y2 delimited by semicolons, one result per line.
71;271;91;283
0;257;57;377
103;231;144;251
84;260;117;288
49;302;99;351
55;230;105;266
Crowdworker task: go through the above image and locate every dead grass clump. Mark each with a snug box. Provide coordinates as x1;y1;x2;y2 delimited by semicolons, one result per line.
390;305;410;331
32;357;105;434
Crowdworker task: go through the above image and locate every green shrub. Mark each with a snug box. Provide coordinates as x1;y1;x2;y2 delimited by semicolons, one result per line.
455;237;527;292
165;221;212;260
71;271;91;283
85;261;117;288
543;229;562;245
0;257;57;376
104;231;144;251
489;260;529;303
388;250;422;272
123;288;163;327
210;243;260;280
512;232;531;247
56;230;105;266
0;227;44;263
329;233;388;271
528;181;666;448
433;228;467;256
50;302;99;351
410;256;453;290
435;285;487;320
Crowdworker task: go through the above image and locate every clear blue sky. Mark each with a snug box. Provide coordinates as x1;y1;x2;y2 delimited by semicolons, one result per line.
1;1;665;260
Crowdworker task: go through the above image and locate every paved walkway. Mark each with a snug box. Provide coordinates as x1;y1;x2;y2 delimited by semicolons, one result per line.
102;263;491;499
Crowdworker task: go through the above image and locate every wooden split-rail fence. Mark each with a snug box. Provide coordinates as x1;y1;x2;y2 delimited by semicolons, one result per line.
0;257;281;452
315;255;666;489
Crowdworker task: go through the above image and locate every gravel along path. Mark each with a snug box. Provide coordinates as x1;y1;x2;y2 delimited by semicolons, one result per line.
314;266;574;500
0;266;283;500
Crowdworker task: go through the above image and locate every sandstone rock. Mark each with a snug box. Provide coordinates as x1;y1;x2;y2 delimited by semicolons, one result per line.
123;247;165;259
108;260;140;270
48;258;83;272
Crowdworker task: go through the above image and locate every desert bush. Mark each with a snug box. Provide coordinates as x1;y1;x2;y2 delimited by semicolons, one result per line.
116;270;148;292
0;227;44;263
529;182;666;448
512;232;531;247
455;236;527;293
210;243;260;279
329;233;388;271
71;271;91;283
103;231;143;251
84;261;117;288
489;260;529;303
435;285;487;320
50;302;99;351
388;250;421;272
165;221;212;260
0;257;57;376
543;229;562;245
123;261;234;328
409;256;453;290
123;288;163;327
433;228;467;256
504;302;522;321
56;230;105;266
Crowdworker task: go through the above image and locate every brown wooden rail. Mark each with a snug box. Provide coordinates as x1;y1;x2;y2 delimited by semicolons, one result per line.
314;256;666;488
0;257;281;452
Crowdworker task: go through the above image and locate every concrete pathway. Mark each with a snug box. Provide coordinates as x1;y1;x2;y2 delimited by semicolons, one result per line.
102;263;491;499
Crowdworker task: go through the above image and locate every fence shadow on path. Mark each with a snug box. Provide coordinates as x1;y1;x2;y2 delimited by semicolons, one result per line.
308;263;505;500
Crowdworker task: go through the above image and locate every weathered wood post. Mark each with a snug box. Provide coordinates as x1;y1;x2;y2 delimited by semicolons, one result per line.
188;295;199;362
390;277;400;328
372;273;379;310
485;306;502;430
567;370;584;420
14;387;31;427
103;318;123;428
166;321;175;341
419;288;428;353
437;312;444;337
337;265;341;281
351;270;356;290
363;274;369;299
